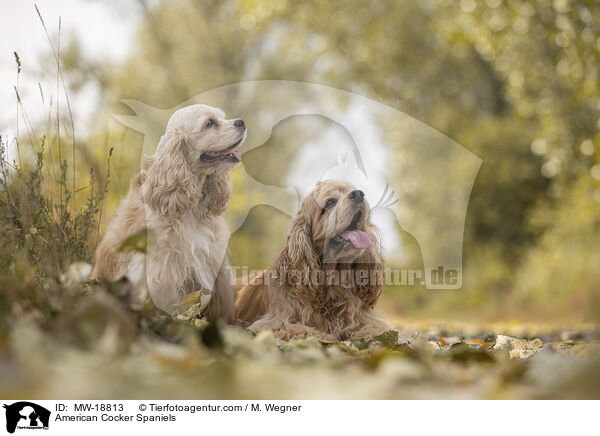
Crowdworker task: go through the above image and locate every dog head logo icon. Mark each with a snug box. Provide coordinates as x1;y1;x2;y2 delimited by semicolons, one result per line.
3;402;50;434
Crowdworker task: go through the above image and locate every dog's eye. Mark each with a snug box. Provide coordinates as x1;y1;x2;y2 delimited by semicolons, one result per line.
324;198;337;210
205;119;215;128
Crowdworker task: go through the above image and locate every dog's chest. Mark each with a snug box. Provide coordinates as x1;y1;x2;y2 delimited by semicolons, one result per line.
152;215;229;290
309;287;364;323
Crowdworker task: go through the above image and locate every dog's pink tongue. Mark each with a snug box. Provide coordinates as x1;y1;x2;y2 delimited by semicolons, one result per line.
230;150;241;161
217;149;241;161
340;230;371;248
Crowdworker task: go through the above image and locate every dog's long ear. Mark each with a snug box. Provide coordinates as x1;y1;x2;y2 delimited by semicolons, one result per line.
285;194;321;270
273;209;319;294
142;128;201;217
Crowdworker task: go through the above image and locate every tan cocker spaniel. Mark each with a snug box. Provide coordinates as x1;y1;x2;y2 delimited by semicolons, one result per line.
236;180;388;341
92;104;246;320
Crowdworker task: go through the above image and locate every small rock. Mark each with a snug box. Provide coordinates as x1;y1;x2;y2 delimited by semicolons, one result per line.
560;331;581;342
494;335;515;352
510;338;544;359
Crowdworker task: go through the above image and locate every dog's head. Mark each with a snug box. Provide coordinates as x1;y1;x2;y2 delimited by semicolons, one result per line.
142;104;246;217
274;179;383;305
311;180;376;263
164;104;246;174
282;179;381;268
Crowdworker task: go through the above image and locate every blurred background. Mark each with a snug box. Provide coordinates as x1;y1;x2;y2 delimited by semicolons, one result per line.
2;0;599;326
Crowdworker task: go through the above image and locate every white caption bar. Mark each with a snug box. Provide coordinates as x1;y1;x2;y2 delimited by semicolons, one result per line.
1;400;597;436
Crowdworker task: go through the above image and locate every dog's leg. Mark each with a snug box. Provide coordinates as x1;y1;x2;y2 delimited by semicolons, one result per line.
277;324;337;343
348;310;389;340
249;317;338;343
203;258;235;323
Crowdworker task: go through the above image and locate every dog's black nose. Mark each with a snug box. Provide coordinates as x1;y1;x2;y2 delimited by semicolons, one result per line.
348;190;364;202
234;118;245;128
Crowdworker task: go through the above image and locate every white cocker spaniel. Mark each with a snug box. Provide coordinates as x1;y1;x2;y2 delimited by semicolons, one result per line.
92;104;246;320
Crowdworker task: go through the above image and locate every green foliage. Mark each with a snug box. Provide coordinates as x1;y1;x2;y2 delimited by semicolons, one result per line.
0;136;107;278
353;330;401;350
515;176;600;320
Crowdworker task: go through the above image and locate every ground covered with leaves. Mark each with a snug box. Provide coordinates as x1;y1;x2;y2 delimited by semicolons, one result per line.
1;265;599;400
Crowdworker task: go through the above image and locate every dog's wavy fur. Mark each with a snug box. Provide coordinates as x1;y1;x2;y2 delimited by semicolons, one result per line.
92;104;245;320
236;180;387;341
